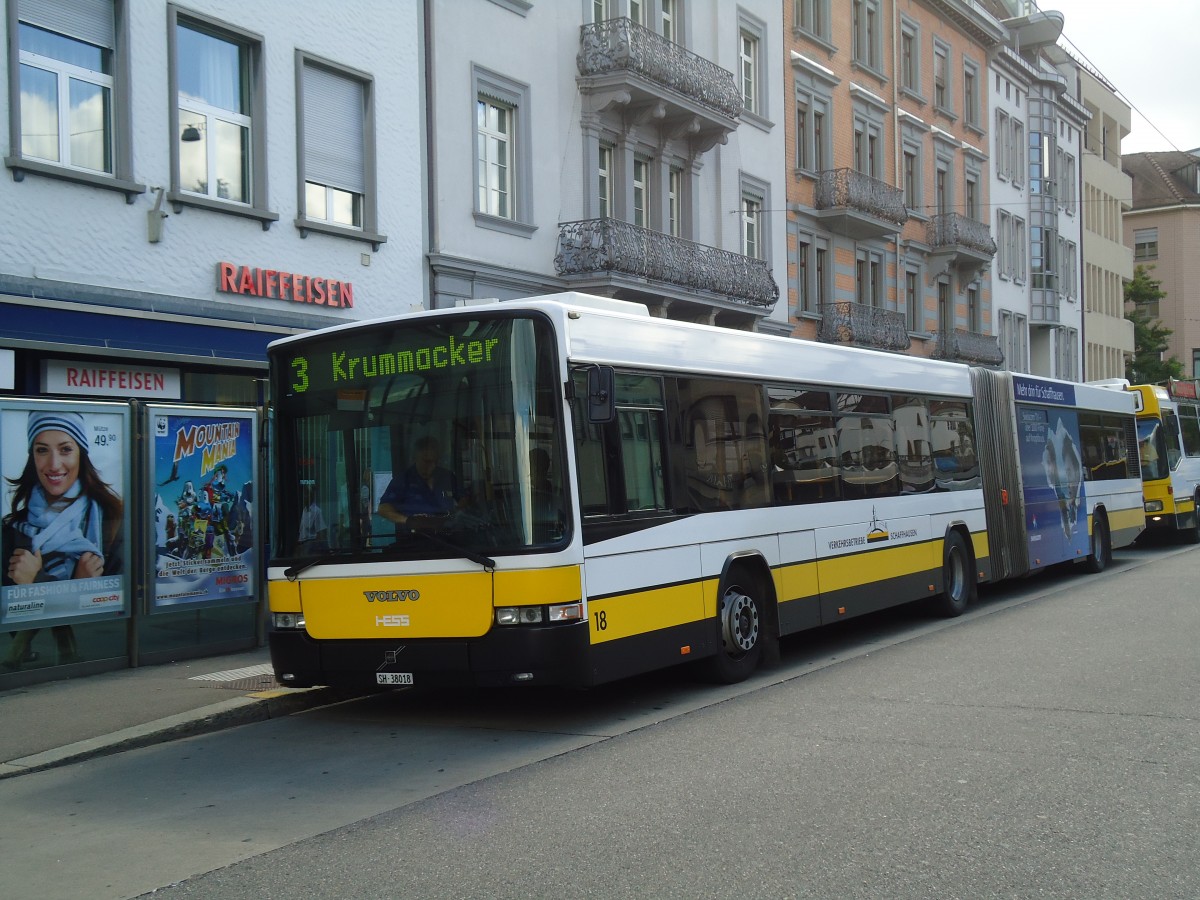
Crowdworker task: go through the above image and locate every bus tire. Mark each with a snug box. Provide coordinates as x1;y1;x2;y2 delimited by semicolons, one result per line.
1084;512;1111;573
932;530;974;618
1182;495;1200;544
703;573;766;684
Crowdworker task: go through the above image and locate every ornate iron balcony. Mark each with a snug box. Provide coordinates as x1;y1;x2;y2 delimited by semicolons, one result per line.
555;219;779;309
927;213;997;257
817;301;911;352
932;329;1004;366
578;18;743;119
815;168;908;228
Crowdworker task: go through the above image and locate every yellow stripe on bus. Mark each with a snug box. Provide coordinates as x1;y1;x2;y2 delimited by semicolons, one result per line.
589;580;706;644
775;559;820;606
1101;506;1146;535
817;540;939;593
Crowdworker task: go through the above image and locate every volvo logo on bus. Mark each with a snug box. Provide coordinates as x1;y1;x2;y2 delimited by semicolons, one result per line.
364;590;420;603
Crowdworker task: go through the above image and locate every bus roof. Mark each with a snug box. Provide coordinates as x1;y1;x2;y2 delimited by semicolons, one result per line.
268;292;1133;410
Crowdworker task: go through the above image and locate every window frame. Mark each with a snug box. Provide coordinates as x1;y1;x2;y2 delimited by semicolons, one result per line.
738;11;770;126
855;246;885;308
471;64;535;237
740;172;770;262
1134;227;1159;261
933;39;953;118
5;0;143;200
295;51;385;249
899;17;922;101
851;0;882;75
793;0;831;43
963;58;981;131
167;7;276;226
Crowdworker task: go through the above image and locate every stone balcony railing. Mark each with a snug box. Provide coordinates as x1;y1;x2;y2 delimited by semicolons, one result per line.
577;17;743;119
932;328;1005;366
817;301;911;352
815;168;908;228
555;218;779;310
926;213;997;257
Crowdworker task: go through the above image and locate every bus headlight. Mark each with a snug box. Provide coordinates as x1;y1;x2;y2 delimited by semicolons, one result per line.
273;613;306;629
1145;500;1164;513
495;606;544;625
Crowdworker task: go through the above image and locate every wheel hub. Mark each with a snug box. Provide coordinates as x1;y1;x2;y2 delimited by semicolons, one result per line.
721;589;759;653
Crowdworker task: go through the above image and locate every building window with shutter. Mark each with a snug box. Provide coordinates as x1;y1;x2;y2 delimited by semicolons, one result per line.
296;53;384;245
302;61;366;229
1134;227;1158;261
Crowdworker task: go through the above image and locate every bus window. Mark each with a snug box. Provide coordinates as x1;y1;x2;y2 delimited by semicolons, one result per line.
767;388;839;505
678;378;770;512
572;371;667;517
836;393;896;499
1179;404;1200;456
1079;413;1130;481
1163;411;1183;469
1137;418;1170;481
893;395;934;493
929;400;978;490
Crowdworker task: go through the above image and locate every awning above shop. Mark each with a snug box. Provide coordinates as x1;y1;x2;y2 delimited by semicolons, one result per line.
0;299;299;365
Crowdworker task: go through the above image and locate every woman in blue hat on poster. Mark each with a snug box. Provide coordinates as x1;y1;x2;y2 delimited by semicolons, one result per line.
2;411;124;669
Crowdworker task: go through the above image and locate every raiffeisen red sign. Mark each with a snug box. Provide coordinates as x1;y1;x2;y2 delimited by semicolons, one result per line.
217;262;353;309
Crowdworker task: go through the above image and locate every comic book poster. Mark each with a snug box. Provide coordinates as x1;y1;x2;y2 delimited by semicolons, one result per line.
150;408;257;610
0;401;130;627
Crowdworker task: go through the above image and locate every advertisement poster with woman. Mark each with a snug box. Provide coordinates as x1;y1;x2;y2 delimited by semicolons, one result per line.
149;407;257;610
1;401;130;632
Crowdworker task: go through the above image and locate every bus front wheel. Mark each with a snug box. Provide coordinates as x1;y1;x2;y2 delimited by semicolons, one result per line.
704;578;764;684
1182;495;1200;544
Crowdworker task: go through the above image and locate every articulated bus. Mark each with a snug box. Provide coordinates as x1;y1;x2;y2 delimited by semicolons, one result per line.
1099;379;1200;542
265;293;1143;690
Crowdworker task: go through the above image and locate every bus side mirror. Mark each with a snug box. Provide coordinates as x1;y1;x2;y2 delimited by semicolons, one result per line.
588;365;616;424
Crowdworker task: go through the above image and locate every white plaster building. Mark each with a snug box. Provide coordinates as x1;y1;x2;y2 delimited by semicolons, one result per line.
424;0;787;332
2;0;426;404
984;3;1086;379
0;0;425;670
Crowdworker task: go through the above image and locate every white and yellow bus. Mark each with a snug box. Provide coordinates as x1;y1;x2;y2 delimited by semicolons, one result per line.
1104;380;1200;542
266;293;1143;689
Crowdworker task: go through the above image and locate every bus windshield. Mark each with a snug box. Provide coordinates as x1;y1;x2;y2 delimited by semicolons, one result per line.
269;313;567;561
1136;417;1169;481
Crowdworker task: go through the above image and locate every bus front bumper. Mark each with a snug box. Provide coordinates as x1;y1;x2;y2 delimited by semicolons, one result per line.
269;621;593;690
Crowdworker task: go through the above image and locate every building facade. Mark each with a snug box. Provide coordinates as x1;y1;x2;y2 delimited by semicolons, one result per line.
1073;62;1135;381
425;0;787;332
1;0;425;680
785;0;1004;365
981;3;1086;380
1123;149;1200;378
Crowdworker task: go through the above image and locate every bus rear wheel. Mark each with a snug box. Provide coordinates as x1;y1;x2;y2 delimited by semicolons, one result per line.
932;531;975;618
704;578;764;684
1084;513;1111;573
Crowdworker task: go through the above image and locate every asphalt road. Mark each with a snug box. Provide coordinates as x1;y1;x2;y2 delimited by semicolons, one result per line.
2;541;1196;900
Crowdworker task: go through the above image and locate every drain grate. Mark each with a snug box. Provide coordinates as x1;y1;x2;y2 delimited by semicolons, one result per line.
189;663;277;691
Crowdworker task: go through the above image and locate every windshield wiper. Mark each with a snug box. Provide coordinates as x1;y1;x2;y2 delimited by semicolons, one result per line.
389;527;497;572
283;547;359;581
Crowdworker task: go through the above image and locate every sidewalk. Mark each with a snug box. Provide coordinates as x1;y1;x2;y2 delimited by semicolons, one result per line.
0;647;349;780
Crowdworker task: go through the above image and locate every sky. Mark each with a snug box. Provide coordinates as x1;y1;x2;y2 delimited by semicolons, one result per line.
1039;0;1199;154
